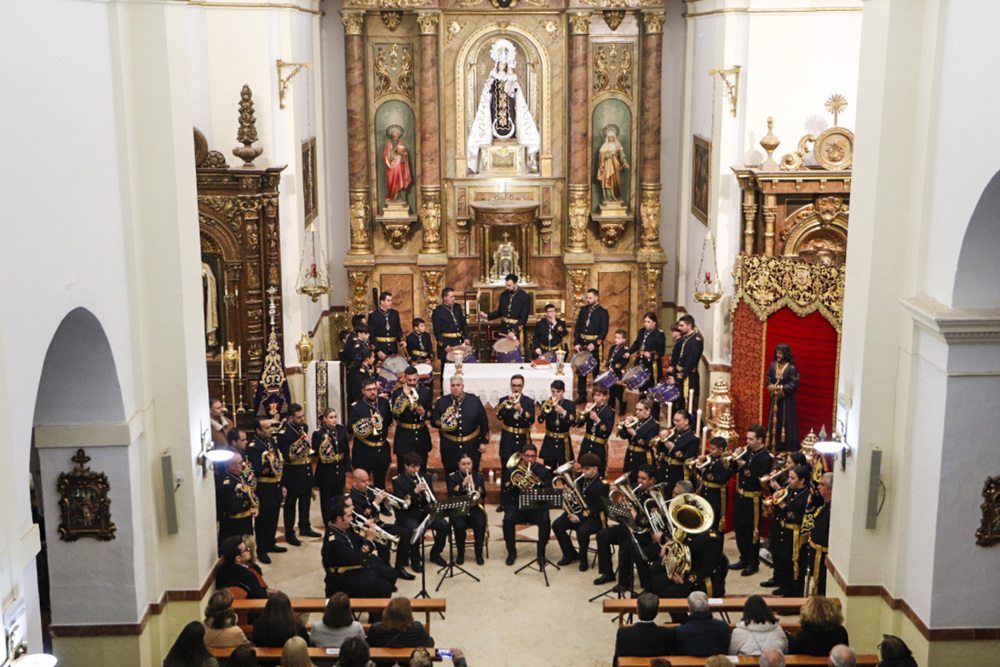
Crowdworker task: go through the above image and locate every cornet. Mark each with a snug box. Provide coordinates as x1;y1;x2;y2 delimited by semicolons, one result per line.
539;399;555;416
616;416;640;430
500;392;523;412
759;467;786;487
762;487;788;512
723;447;748;465
350;513;400;546
685;455;714;471
462;472;481;502
415;472;437;506
370;485;411;510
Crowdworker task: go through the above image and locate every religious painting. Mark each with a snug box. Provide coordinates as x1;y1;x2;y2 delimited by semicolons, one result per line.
57;449;116;542
302;137;317;224
692;135;711;224
374;100;416;217
591;100;633;212
976;476;1000;547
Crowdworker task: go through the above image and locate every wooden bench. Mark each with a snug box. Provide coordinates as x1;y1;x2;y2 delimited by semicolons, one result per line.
603;597;837;626
239;621;429;639
621;622;803;636
617;655;878;666
210;646;442;663
232;598;446;632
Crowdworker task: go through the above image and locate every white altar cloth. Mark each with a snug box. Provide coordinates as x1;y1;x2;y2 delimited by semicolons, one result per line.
441;362;574;407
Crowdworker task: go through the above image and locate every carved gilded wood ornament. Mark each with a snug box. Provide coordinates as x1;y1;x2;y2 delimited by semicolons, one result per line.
57;449;116;542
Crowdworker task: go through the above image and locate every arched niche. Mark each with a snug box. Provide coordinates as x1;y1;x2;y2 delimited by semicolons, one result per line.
591;99;633;212
454;26;551;172
780;196;849;266
953;169;1000;308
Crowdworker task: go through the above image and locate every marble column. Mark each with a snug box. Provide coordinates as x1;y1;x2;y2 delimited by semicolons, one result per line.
566;11;591;253
639;10;666;252
342;11;372;255
417;12;444;254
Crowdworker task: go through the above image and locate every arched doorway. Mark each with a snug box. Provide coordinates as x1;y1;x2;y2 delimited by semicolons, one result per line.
953;170;1000;308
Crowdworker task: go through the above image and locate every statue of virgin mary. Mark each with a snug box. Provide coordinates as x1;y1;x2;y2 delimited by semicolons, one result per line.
466;39;540;174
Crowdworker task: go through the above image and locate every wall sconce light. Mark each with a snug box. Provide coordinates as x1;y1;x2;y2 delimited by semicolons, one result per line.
197;423;233;476
814;423;851;471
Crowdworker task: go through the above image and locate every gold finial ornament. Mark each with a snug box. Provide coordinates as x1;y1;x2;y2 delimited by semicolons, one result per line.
825;94;848;127
760;117;781;170
233;85;263;167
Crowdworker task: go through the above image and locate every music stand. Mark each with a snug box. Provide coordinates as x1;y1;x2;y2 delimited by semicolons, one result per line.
410;513;444;619
514;488;563;586
432;496;480;590
590;499;639;603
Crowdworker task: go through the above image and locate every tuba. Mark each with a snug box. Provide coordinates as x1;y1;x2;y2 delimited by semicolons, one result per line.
662;493;715;579
552;462;587;515
506;452;543;489
440;405;459;432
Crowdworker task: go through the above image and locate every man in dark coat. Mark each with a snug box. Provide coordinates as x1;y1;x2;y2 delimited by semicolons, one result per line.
612;592;675;667
390;367;433;473
675;314;703;411
766;342;800;451
431;376;490;475
480;273;531;341
368;291;405;359
348;378;394;489
573;288;610;404
216;536;268;599
673;591;731;657
275;403;319;545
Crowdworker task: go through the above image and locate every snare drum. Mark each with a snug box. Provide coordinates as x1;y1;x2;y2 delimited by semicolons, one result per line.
594;369;617;389
538;350;558;364
493;337;524;363
648;380;681;404
414;363;433;381
377;368;399;394
383;354;409;377
569;351;598;375
622;366;651;392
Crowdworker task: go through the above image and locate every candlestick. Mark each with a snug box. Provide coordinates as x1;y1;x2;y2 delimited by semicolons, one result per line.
219;353;226;408
701;425;710;455
666;401;673;423
688;388;695;412
696;408;703;436
238;346;243;381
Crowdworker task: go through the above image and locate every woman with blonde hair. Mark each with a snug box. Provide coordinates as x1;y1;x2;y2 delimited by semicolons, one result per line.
787;596;849;656
202;589;250;648
281;636;316;667
366;597;434;648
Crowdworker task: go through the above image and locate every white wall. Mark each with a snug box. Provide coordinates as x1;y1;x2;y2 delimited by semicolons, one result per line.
321;0;350;302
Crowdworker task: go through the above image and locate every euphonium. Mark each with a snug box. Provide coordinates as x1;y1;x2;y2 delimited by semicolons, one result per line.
662;493;715;579
553;462;587;515
759;467;786;487
643;483;671;535
506;451;543;489
370;485;411;510
440;405;459;432
392;386;420;415
609;473;648;534
762;487;789;511
350;513;400;546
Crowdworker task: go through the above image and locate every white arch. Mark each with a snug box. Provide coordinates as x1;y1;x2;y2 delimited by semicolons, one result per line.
953;170;1000;308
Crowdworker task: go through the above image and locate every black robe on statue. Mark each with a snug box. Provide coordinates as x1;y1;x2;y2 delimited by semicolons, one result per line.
765;343;799;451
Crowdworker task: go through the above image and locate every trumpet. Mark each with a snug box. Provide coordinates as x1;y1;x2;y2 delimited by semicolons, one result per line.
616;416;640;431
685;455;714;471
762;486;789;511
462;472;481;502
539;399;555;416
723;447;748;465
759;467;786;487
370;485;411;510
506;451;543;489
415;472;437;506
350;513;400;546
553;462;587;515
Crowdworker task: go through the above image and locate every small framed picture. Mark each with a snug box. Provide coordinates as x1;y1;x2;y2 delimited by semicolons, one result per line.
692;135;711;224
976;476;1000;547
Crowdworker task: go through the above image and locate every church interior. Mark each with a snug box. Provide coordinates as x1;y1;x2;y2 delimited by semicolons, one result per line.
1;0;999;665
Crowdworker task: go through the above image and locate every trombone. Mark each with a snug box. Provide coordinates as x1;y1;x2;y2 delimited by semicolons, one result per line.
351;513;400;546
370;485;411;510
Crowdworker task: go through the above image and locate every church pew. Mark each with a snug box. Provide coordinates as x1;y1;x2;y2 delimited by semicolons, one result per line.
238;621;429;639
621;622;802;635
617;656;877;667
210;646;442;663
603;597;836;626
232;597;446;631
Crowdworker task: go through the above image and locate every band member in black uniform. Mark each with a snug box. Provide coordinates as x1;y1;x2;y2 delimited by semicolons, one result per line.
391;367;433;474
594;465;657;588
431;376;490;475
346;347;378;408
432;287;470;378
625;312;666;420
447;454;487;565
480;273;532;342
349;468;414;580
770;465;810;596
802;472;832;596
696;437;732;533
577;384;615;476
391;453;449;571
322;500;397;601
553;453;608;572
275;403;319;545
217;453;258;546
537;379;577;470
666;323;682;378
502;444;554;566
675;315;704;412
342;322;372;366
605;330;630;416
348;378;394;489
532;303;568;358
245;418;285;563
650;519;725;614
216;427;251;483
497;374;535;508
728;424;773;576
313;407;350;526
368;291;405;360
659;409;699;492
573;288;610;404
620;399;659;485
405;318;433;367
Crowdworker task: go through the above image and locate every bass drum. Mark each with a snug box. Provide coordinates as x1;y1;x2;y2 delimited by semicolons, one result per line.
493;337;524;363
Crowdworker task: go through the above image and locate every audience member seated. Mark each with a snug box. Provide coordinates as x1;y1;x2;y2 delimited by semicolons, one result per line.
227;643;259;667
409;647;468;667
281;636;316;667
787;596;849;657
673;591;731;657
366;597;435;649
335;636;375;667
251;591;310;649
728;594;788;656
310;592;365;648
163;620;219;667
202;589;250;648
877;635;916;667
613;592;675;667
216;536;268;599
241;535;270;588
705;657;732;667
649;660;672;667
759;646;786;667
829;644;857;667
